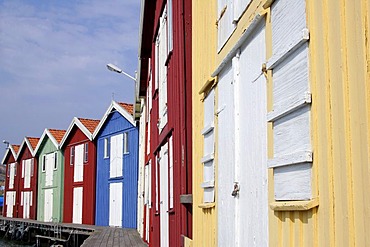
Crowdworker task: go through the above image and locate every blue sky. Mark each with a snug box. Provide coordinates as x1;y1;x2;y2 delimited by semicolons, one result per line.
0;0;140;159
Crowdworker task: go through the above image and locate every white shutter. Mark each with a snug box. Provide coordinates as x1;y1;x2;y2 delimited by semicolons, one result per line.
74;144;84;182
110;134;123;178
268;0;312;201
202;90;215;203
158;5;168;132
24;159;31;188
45;153;54;186
9;163;15;189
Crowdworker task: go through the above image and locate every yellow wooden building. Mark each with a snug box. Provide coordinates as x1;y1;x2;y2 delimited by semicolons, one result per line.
191;0;218;246
191;0;370;246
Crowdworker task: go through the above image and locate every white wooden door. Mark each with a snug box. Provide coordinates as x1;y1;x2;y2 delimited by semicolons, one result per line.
218;21;268;246
44;188;53;222
159;143;169;247
22;191;32;219
110;134;123;178
73;187;83;224
6;191;16;217
109;182;122;227
45;153;54;187
237;21;268;246
74;144;84;182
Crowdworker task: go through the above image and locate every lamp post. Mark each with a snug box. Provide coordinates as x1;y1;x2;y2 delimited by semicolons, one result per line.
2;140;9;149
106;63;141;121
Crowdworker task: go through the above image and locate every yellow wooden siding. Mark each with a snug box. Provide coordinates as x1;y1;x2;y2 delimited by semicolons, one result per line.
269;0;370;246
192;0;217;246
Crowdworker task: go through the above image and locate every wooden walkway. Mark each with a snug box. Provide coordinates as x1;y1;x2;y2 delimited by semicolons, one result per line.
81;227;147;247
0;216;147;247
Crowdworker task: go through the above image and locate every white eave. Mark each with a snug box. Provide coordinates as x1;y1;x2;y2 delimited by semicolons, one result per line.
92;101;135;139
59;117;94;148
1;144;19;165
34;128;60;155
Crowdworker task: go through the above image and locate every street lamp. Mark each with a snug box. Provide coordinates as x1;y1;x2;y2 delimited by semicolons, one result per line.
106;63;141;121
106;63;136;82
2;140;9;149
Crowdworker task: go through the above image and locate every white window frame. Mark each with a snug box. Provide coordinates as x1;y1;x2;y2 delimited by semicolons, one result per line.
104;137;110;159
123;132;129;154
42;155;46;172
84;143;88;163
53;152;58;170
70;146;75;166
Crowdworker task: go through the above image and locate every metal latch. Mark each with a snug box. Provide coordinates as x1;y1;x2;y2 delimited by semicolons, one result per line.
231;182;240;197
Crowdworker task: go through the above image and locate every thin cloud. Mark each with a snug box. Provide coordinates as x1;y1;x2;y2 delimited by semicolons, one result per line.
0;0;140;156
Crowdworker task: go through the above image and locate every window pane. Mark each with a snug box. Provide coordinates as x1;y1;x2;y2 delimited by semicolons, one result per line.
84;143;88;163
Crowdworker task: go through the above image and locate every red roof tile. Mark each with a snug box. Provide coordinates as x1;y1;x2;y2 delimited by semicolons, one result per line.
78;118;100;134
12;145;20;154
48;129;66;144
27;137;40;150
117;102;133;115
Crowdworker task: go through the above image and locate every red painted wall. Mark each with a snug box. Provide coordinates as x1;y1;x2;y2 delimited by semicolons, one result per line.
3;153;20;218
62;126;96;225
17;146;38;219
140;0;192;246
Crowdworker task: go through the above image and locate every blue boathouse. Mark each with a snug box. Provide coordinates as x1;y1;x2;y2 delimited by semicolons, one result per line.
93;101;139;228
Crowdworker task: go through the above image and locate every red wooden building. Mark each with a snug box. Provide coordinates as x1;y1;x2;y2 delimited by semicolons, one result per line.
2;144;20;218
17;137;40;219
138;0;192;246
60;117;99;225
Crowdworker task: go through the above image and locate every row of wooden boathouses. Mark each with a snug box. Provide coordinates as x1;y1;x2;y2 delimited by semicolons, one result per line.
3;0;370;246
2;101;139;229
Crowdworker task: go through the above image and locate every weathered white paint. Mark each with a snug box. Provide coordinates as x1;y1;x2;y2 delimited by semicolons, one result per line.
273;106;311;156
202;89;215;203
213;14;262;77
267;91;311;122
272;44;310;112
217;0;235;51
109;182;122;227
274;163;312;200
271;0;307;55
270;0;312;201
267;28;309;70
159;143;169;247
9;163;15;189
44;188;53;222
217;62;236;246
110;134;123;178
233;0;251;22
74;144;84;182
6;191;16;217
218;20;268;247
73;187;83;224
268;150;313;168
